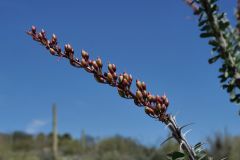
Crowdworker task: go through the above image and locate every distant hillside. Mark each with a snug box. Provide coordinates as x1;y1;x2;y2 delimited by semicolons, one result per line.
0;131;239;160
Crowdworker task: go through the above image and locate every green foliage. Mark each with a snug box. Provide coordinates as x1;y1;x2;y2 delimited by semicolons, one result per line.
196;0;240;104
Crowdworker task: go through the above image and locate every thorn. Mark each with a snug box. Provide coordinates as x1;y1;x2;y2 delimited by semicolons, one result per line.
179;141;183;152
180;122;195;131
161;136;174;145
164;123;172;130
183;129;192;138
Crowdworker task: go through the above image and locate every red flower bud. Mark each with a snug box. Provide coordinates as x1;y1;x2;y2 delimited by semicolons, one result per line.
123;72;129;80
112;72;118;80
122;78;129;86
147;93;153;101
38;32;43;39
151;95;156;102
96;57;102;68
136;90;143;100
156;95;162;104
81;50;89;60
80;58;88;67
49;48;56;55
145;107;155;116
142;90;147;98
41;29;45;35
156;102;162;111
108;64;113;73
162;94;167;101
141;81;146;90
128;74;133;82
41;29;46;39
136;80;142;90
164;98;169;107
51;34;57;44
161;104;167;112
92;60;98;70
64;44;72;52
107;72;113;82
112;64;116;72
31;25;36;34
118;75;124;83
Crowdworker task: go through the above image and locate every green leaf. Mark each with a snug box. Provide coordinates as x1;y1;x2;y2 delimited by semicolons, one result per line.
218;74;227;83
218;13;225;20
194;142;202;150
167;151;185;160
208;40;219;47
227;85;234;93
210;4;218;13
198;20;208;27
200;25;210;31
210;0;218;3
208;55;220;64
219;21;230;30
200;32;215;38
222;84;228;89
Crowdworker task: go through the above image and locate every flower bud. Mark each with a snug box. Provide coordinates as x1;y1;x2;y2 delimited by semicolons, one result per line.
64;44;72;52
118;75;124;83
156;95;162;104
31;25;36;34
113;72;118;80
51;34;57;44
128;74;133;82
161;104;167;112
92;60;98;70
107;72;113;82
49;48;56;55
122;78;129;86
52;34;57;40
156;102;162;111
108;64;114;74
81;50;89;60
136;80;142;90
141;81;146;90
145;107;155;116
38;32;43;39
142;90;147;98
96;57;102;68
164;98;169;107
112;64;116;72
147;93;153;101
41;29;45;35
151;95;156;102
123;72;129;80
80;58;88;67
41;29;46;39
136;90;143;100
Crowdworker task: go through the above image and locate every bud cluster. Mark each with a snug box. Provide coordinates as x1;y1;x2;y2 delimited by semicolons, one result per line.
27;26;170;122
135;80;169;118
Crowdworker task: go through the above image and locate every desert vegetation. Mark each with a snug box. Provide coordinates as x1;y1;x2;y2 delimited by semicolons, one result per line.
0;131;240;160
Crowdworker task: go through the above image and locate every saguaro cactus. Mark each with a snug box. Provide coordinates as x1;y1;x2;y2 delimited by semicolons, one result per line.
52;104;58;160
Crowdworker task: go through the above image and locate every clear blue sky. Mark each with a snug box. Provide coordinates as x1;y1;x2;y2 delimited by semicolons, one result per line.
0;0;239;146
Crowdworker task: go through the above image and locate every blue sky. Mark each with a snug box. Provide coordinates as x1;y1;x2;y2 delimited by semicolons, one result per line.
0;0;239;146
